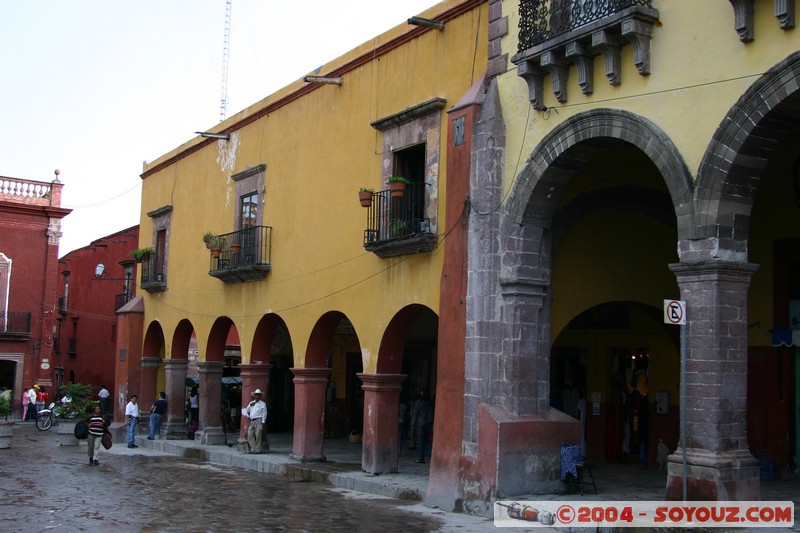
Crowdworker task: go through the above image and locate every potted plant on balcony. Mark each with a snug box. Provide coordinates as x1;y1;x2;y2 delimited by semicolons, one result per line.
387;177;410;198
203;232;223;258
389;219;408;237
130;247;153;263
0;394;13;449
358;187;374;208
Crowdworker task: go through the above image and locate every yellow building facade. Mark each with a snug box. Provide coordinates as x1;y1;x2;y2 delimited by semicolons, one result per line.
126;0;487;476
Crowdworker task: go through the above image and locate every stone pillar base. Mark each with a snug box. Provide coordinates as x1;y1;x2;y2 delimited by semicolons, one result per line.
165;420;189;440
198;426;227;446
456;405;580;516
666;449;760;500
289;452;326;462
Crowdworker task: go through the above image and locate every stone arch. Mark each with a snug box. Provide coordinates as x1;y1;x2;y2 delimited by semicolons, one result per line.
695;51;800;245
142;320;164;358
506;108;694;238
172;319;195;360
251;313;290;365
376;303;435;374
207;316;234;363
305;311;347;368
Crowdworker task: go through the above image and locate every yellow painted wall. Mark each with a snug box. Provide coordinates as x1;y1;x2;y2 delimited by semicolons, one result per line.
137;1;488;372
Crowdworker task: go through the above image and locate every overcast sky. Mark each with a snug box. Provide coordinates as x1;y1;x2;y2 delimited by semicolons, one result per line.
0;1;439;256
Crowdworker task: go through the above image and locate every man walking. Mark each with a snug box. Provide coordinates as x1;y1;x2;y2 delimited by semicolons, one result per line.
125;395;139;448
148;392;167;440
243;389;267;454
86;406;107;465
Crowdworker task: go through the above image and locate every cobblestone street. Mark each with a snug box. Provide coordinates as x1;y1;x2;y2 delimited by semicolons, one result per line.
0;423;498;533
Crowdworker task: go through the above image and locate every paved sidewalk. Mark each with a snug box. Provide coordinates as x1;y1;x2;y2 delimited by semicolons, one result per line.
129;427;800;511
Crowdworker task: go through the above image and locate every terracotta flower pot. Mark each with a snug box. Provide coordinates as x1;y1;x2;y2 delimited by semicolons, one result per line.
388;182;406;198
359;191;373;207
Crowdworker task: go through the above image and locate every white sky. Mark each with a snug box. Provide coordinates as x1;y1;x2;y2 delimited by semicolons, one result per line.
0;1;439;256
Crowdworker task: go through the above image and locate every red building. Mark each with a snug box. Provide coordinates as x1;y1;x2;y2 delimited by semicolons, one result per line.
0;172;71;416
55;226;140;400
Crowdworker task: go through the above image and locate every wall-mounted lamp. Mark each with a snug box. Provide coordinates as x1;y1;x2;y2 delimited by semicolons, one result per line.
303;76;343;85
407;16;445;30
196;131;231;141
95;262;106;278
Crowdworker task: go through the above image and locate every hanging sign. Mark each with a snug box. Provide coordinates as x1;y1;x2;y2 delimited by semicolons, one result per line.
664;299;686;325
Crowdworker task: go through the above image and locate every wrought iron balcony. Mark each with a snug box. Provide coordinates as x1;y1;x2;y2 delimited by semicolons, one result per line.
208;225;272;284
362;184;437;258
57;296;67;315
0;312;31;339
514;0;658;110
518;0;654;51
140;252;166;292
115;292;133;311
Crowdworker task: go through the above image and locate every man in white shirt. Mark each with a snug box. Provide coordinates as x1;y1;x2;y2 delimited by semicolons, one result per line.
125;395;139;448
243;389;267;454
98;386;110;415
26;386;38;421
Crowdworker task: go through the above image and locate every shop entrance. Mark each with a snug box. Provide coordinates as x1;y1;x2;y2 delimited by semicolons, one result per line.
551;302;680;467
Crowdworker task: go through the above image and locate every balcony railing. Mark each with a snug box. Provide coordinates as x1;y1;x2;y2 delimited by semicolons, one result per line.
115;292;133;311
362;184;437;258
140;252;166;292
57;296;67;315
518;0;654;51
0;312;32;338
208;225;272;284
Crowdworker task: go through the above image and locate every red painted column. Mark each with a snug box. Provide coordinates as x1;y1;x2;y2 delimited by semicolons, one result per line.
140;358;160;404
359;373;406;474
197;361;225;445
139;356;160;431
238;363;272;451
290;367;330;462
163;358;188;439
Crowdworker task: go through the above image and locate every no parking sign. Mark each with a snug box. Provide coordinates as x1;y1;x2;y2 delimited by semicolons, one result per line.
664;299;686;325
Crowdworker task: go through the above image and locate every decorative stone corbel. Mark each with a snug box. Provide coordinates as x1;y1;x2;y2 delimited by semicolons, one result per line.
517;59;547;111
540;50;569;103
728;0;755;41
592;30;622;86
775;0;795;29
621;17;654;75
565;41;594;95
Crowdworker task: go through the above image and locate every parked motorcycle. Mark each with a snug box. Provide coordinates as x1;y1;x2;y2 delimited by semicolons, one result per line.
36;402;60;431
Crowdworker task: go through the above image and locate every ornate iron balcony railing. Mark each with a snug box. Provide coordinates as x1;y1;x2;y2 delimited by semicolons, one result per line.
362;184;437;258
141;252;165;287
518;0;653;51
208;225;272;284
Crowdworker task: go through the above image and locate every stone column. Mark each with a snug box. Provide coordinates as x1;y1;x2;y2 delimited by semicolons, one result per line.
197;361;225;445
139;356;160;433
290;367;330;462
238;363;272;452
666;260;760;500
163;358;188;440
358;373;406;474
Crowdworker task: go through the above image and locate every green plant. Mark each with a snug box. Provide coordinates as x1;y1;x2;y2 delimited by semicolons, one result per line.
386;176;410;184
54;383;97;419
0;394;10;419
203;232;222;249
130;247;154;261
358;187;375;193
389;219;408;237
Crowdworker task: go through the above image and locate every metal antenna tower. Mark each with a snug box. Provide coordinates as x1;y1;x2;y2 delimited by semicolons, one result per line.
219;0;232;122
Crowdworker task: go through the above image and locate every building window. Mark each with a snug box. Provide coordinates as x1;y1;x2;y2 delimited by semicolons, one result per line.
240;192;258;229
144;205;172;291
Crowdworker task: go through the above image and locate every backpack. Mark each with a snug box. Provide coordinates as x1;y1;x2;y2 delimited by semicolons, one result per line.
74;420;89;440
